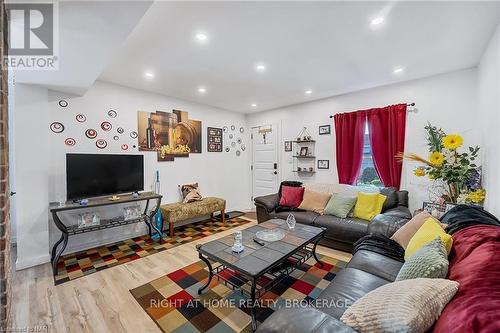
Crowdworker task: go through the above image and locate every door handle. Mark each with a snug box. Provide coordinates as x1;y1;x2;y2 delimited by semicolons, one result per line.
10;192;16;196
273;171;278;175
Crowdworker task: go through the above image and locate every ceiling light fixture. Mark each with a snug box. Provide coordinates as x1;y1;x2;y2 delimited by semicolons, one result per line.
144;72;154;78
370;17;385;26
251;103;257;108
198;87;207;94
195;33;208;42
393;67;405;74
305;90;313;95
255;63;266;72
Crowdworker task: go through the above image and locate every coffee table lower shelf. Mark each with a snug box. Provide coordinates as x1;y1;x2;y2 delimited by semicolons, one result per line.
209;245;316;299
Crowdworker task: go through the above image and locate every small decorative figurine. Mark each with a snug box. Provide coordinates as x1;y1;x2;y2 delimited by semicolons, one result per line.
232;231;245;253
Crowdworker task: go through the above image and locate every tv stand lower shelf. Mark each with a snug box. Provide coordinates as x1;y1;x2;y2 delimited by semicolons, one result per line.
49;192;163;276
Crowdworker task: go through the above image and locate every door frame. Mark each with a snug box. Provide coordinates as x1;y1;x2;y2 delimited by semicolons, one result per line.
250;123;281;202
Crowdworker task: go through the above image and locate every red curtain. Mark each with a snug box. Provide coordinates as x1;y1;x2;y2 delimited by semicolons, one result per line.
367;104;407;189
333;111;367;185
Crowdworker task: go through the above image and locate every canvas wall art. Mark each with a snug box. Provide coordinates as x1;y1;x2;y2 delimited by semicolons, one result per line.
137;110;202;161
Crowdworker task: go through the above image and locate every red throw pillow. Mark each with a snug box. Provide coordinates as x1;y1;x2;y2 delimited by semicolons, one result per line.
279;186;305;208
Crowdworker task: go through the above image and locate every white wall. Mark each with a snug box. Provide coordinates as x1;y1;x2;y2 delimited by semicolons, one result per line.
478;23;500;217
15;80;252;268
14;84;51;269
247;68;480;212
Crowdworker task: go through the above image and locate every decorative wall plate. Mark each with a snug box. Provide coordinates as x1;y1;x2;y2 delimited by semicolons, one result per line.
50;122;64;133
130;131;138;139
225;147;230;152
101;121;112;131
240;127;244;133
229;134;233;139
223;126;228;133
96;139;107;149
117;127;124;134
236;150;241;156
108;110;117;118
241;144;246;151
237;138;242;144
113;135;119;140
231;141;236;147
76;114;86;123
121;144;128;150
231;125;236;131
64;138;76;146
58;100;68;108
85;129;97;139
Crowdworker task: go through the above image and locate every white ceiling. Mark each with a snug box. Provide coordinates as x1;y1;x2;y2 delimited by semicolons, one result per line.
18;1;500;112
14;1;153;95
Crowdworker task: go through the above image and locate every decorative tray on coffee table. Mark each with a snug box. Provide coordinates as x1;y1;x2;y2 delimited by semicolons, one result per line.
255;228;286;242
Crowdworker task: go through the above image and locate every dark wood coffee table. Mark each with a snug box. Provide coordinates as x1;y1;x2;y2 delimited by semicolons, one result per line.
196;219;325;332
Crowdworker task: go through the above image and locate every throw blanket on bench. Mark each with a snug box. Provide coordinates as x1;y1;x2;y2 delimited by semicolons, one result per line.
352;234;405;262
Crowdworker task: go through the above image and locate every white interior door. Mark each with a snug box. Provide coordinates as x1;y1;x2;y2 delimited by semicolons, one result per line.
251;124;279;199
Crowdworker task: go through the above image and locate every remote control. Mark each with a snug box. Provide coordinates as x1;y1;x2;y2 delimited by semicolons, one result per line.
253;237;265;246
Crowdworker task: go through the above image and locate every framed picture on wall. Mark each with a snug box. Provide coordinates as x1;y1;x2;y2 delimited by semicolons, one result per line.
299;147;308;156
207;127;223;152
284;141;292;152
318;160;329;169
319;125;331;135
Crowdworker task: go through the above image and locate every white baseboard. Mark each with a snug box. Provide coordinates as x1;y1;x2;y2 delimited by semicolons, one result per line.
16;253;51;271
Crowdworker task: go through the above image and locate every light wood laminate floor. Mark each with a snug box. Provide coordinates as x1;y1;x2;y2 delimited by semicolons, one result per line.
10;217;351;333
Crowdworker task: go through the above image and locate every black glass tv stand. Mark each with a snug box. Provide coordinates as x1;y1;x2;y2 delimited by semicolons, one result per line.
49;192;162;276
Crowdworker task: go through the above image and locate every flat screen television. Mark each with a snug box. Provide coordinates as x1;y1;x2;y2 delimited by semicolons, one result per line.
66;153;144;201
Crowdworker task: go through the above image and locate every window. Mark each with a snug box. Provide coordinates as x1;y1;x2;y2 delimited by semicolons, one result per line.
356;123;382;187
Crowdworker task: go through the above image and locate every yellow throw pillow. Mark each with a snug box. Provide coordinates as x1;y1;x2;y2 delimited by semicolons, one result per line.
405;218;453;260
297;189;332;214
353;192;387;221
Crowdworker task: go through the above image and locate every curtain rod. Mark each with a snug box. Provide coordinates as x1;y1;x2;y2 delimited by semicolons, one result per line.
329;102;416;119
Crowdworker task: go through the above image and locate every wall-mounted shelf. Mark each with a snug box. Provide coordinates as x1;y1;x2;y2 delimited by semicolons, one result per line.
293;155;316;159
293;170;316;174
292;140;316;143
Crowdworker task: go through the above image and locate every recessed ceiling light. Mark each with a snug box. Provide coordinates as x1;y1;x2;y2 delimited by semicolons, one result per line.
195;33;208;42
198;87;206;93
251;103;257;108
305;90;313;95
255;63;266;72
371;17;385;26
393;67;405;74
144;72;154;78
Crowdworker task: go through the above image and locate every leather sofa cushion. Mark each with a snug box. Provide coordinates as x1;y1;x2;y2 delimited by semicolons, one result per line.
380;187;398;211
317;268;389;319
314;215;369;244
271;210;319;225
346;250;403;282
396;190;409;207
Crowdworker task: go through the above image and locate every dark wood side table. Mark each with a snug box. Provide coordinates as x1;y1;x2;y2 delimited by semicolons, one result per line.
49;192;162;276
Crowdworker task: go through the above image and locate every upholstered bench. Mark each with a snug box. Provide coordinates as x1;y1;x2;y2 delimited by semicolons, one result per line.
160;197;226;237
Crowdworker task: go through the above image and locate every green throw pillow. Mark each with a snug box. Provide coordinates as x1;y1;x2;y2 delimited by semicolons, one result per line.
324;195;357;218
396;237;449;281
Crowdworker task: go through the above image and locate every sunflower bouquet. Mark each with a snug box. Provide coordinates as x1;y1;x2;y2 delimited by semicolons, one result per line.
399;123;485;204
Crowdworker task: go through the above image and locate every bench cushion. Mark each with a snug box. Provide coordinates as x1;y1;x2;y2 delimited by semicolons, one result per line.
161;197;226;224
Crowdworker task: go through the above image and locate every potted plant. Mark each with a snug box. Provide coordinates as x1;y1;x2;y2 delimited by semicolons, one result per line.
399;122;486;204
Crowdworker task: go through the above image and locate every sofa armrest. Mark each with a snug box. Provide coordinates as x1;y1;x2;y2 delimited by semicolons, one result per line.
254;193;279;223
254;194;279;212
256;307;355;333
368;206;412;238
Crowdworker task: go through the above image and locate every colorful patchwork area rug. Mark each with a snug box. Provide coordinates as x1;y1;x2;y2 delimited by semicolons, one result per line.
54;216;252;285
130;254;347;332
